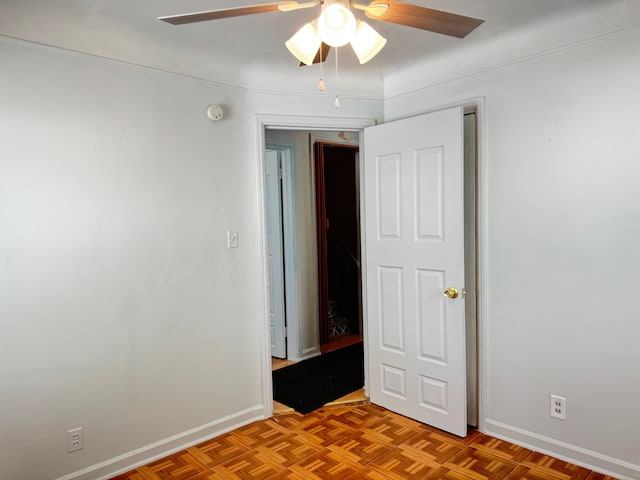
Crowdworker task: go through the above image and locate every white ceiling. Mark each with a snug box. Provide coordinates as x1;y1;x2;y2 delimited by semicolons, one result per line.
0;0;633;96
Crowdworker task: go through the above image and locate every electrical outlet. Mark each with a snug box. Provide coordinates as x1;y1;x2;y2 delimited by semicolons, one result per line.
550;395;566;420
67;427;84;453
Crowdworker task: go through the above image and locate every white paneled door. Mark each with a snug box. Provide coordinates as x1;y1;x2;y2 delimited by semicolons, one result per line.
364;107;467;436
266;150;286;359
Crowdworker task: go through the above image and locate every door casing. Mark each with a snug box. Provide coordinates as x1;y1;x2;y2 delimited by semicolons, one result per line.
254;104;487;434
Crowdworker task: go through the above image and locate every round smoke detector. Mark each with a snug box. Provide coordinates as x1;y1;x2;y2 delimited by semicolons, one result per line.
206;104;224;121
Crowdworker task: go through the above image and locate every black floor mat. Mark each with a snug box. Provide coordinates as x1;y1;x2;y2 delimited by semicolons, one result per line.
272;342;364;414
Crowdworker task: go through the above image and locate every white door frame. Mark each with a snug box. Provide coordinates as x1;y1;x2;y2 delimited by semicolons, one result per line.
254;105;488;434
256;115;374;417
265;142;298;361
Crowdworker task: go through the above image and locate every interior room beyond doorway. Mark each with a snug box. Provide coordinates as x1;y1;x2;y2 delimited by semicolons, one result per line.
265;129;363;364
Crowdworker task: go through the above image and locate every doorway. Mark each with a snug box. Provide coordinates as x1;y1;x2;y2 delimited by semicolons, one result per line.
314;142;363;351
256;110;482;431
265;128;366;412
264;128;363;364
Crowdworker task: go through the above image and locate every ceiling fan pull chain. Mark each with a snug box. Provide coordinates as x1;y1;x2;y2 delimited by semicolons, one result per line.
318;44;326;91
334;47;340;108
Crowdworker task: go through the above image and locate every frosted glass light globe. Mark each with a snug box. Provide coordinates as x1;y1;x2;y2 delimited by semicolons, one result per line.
317;3;356;47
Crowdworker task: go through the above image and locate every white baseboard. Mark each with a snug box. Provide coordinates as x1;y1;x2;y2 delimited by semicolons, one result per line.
55;405;266;480
292;347;320;362
484;418;640;480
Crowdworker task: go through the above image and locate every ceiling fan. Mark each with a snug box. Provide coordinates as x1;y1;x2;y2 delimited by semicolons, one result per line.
159;1;484;66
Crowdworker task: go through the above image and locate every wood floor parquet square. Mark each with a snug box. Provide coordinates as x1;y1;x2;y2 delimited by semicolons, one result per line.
271;412;306;430
185;472;228;480
260;470;309;480
469;433;533;463
444;447;518;480
231;419;290;447
585;474;619;480
367;445;443;480
255;433;326;466
211;451;286;479
110;402;618;480
522;452;591;480
187;434;250;467
506;465;575;480
111;467;161;480
291;415;357;447
327;429;396;465
289;450;368;479
424;466;478;479
323;403;390;429
400;430;466;464
361;414;424;445
146;451;211;479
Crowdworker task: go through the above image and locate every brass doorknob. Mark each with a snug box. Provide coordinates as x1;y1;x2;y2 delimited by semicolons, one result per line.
444;287;458;299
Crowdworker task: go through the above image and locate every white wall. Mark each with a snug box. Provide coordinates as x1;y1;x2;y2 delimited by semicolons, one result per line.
385;26;640;479
0;36;381;480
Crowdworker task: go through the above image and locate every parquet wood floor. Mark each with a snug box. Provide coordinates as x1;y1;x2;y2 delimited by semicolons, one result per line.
111;403;616;480
272;358;297;371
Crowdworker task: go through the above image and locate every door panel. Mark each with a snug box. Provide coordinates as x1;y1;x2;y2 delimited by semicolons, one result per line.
364;107;467;436
415;147;445;239
376;154;402;239
379;266;404;352
266;150;286;359
417;269;447;363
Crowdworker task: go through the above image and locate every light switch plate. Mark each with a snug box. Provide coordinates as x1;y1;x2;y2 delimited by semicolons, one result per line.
227;230;238;248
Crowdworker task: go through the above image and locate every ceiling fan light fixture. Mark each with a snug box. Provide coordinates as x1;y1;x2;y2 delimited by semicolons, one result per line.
317;0;357;47
285;23;322;66
350;21;387;64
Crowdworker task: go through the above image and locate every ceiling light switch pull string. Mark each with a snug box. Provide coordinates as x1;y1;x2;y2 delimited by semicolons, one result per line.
334;47;340;108
318;44;326;91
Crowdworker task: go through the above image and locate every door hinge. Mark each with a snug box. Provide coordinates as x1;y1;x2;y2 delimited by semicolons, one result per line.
284;327;287;338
